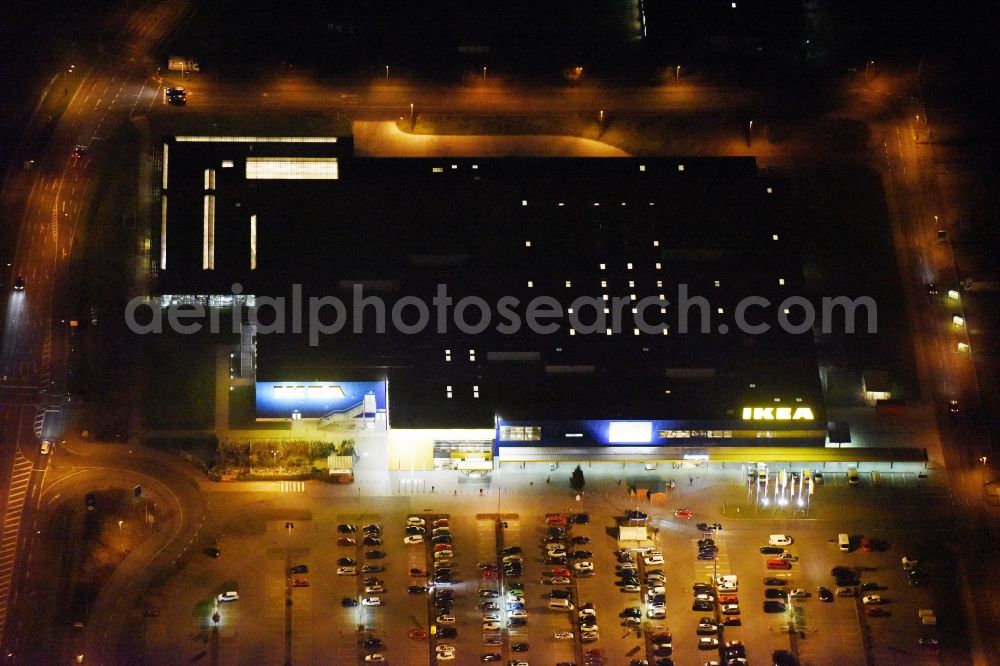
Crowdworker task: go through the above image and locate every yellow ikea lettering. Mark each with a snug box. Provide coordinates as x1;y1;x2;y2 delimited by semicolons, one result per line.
742;406;814;421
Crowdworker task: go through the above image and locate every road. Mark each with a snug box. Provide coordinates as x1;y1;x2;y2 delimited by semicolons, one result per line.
846;66;996;664
0;0;191;656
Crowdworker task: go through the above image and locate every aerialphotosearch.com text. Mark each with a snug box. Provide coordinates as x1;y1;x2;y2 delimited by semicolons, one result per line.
125;283;877;345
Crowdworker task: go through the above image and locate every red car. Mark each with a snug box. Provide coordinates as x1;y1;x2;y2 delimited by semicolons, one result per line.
861;537;872;552
408;629;428;640
673;508;694;519
551;567;572;578
481;569;499;580
409;568;427;578
291;577;309;587
719;594;739;604
434;544;453;552
546;514;568;526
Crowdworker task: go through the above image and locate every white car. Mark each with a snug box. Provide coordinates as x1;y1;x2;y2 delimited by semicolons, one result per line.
862;595;883;605
364;655;385;663
437;615;456;624
648;607;666;618
644;554;665;565
646;574;666;584
407;516;426;526
547;549;567;558
578;607;596;618
554;631;574;640
404;535;424;545
509;609;528;619
364;585;385;594
789;588;810;598
362;596;382;606
217;591;239;602
436;653;455;662
769;534;793;547
482;613;501;622
647;586;666;598
40;440;52;455
573;561;594;572
548;577;571;585
337;566;357;576
436;645;455;653
483;621;502;631
622;584;641;593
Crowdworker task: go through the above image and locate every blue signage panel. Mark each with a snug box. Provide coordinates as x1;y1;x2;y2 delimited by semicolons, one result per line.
255;380;387;419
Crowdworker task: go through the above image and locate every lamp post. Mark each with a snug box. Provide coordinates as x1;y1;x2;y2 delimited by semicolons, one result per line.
410;103;415;131
385;65;389;80
118;520;124;549
748;120;754;147
482;66;487;85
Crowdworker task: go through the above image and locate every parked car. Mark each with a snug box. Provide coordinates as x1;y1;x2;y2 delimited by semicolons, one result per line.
763;601;787;613
217;591;239;602
337;524;358;533
818;587;834;602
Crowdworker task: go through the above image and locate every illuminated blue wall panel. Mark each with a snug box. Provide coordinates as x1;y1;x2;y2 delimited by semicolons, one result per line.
256;380;387;419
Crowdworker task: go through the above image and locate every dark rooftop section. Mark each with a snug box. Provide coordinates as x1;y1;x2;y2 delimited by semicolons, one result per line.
159;143;824;429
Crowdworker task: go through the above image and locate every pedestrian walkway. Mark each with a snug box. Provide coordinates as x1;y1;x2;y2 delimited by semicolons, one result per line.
280;481;305;493
0;452;32;637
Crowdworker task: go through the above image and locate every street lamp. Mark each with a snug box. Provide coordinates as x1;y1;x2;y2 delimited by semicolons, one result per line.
385;65;389;80
676;65;681;81
118;520;124;549
410;103;415;130
482;66;487;85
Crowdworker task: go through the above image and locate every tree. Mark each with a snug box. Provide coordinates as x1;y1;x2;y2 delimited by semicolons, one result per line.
570;465;586;491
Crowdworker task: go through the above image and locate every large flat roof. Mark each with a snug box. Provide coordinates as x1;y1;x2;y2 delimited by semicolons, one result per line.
158;139;824;430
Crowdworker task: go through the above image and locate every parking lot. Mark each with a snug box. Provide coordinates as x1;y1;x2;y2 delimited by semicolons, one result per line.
143;463;959;666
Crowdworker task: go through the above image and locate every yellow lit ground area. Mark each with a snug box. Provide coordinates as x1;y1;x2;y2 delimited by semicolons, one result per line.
386;429;494;470
245;157;339;180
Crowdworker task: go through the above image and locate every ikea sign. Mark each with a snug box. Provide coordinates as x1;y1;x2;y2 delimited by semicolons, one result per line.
742;406;814;421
